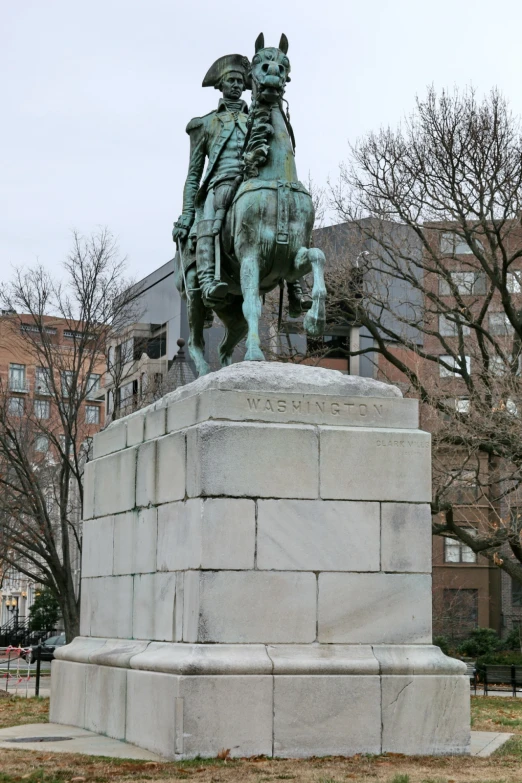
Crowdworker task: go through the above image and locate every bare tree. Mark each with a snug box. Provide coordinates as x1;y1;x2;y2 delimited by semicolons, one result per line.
327;86;522;585
0;229;138;640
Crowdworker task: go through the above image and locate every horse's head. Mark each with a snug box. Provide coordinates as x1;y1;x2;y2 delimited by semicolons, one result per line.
251;33;291;103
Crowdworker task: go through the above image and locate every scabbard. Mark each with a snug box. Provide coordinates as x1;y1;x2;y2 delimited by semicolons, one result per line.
214;234;221;281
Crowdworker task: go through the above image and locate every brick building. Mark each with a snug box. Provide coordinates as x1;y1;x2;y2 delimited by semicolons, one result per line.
374;223;522;639
0;311;105;631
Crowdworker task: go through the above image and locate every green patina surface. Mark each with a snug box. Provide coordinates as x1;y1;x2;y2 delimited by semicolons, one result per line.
172;33;326;376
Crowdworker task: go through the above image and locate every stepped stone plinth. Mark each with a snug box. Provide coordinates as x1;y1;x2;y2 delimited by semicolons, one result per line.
50;362;470;759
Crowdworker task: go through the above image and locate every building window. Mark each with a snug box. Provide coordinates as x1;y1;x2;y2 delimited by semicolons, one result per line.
86;373;101;400
307;333;349;359
34;435;49;453
20;323;57;335
8;397;24;417
442;397;470;421
507;273;522;294
489;313;513;336
510;507;522;532
9;363;27;392
117;338;134;366
506;397;518;416
59;434;74;456
490;354;515;377
439;271;486;296
438;314;470;337
513;580;522;607
85;405;100;424
34;399;50;419
440;232;480;256
119;381;136;411
455;397;470;413
63;329;87;340
444;530;477;563
45;491;55;514
61;370;75;397
439;355;471;377
35;367;52;395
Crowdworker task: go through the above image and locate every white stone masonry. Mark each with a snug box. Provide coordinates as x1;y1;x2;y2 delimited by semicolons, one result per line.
54;363;469;759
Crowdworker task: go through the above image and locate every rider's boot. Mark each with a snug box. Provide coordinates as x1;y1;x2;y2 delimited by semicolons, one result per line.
196;220;228;307
287;279;313;319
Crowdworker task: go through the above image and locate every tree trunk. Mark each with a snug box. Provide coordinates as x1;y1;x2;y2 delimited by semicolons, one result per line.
59;591;80;643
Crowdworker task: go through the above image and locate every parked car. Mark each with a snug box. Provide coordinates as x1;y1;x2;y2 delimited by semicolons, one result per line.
21;634;66;663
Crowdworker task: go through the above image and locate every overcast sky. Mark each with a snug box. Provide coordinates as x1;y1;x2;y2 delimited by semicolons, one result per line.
2;0;522;284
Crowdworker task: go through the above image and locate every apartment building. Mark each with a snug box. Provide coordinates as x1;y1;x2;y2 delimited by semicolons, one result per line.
103;259;188;419
375;223;522;638
0;311;105;631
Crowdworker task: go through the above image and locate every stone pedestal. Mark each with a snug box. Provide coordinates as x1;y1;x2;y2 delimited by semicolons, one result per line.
51;363;470;758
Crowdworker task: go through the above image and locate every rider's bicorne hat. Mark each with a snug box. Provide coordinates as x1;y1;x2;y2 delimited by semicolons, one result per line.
202;54;252;90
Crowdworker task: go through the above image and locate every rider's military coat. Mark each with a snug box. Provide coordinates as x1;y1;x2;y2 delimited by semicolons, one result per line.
181;98;248;225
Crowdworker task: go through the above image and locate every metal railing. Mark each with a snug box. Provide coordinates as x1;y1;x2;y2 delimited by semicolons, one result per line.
0;644;44;697
8;378;30;393
0;617;58;648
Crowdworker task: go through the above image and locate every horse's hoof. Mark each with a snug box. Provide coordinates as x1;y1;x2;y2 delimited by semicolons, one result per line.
195;360;211;376
303;313;325;336
219;353;233;367
245;345;265;362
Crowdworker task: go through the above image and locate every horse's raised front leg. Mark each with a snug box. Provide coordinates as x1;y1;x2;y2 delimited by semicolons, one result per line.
186;267;211;376
240;255;265;361
294;247;326;337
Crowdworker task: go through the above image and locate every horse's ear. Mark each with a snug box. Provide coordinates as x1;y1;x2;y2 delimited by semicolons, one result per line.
279;33;289;54
255;33;265;52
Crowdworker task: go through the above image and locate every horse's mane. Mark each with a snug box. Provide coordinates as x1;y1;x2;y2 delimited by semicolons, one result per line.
242;96;273;179
242;94;296;180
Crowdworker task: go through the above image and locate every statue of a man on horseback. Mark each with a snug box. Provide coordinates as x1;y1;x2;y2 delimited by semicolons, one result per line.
173;34;326;376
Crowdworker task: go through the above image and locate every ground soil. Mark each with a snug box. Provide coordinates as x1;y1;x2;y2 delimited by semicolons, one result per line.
1;696;522;783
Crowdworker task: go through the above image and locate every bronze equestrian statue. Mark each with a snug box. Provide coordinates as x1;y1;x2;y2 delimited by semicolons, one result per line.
173;34;326;376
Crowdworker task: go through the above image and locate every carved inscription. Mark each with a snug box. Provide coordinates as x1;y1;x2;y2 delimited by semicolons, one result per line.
246;396;384;419
376;439;428;448
376;438;429;456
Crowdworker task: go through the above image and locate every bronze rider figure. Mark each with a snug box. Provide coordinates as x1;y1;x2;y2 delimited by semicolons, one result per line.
172;53;311;316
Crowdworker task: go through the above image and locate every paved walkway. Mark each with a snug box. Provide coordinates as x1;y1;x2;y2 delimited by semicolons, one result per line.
0;723;163;760
474;687;522;697
0;722;514;760
470;731;513;756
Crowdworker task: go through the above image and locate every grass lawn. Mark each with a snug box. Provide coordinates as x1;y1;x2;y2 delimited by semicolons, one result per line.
2;695;522;782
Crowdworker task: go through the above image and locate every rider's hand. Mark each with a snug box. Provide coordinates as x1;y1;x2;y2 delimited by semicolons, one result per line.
172;224;189;243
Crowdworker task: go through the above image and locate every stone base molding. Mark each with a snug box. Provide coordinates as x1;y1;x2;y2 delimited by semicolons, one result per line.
52;643;469;758
51;363;470;758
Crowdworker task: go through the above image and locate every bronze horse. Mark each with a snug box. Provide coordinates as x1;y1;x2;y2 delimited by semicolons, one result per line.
174;34;326;376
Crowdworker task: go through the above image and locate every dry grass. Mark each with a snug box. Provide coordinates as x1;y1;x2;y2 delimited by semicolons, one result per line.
2;695;522;782
471;696;522;734
0;693;49;730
